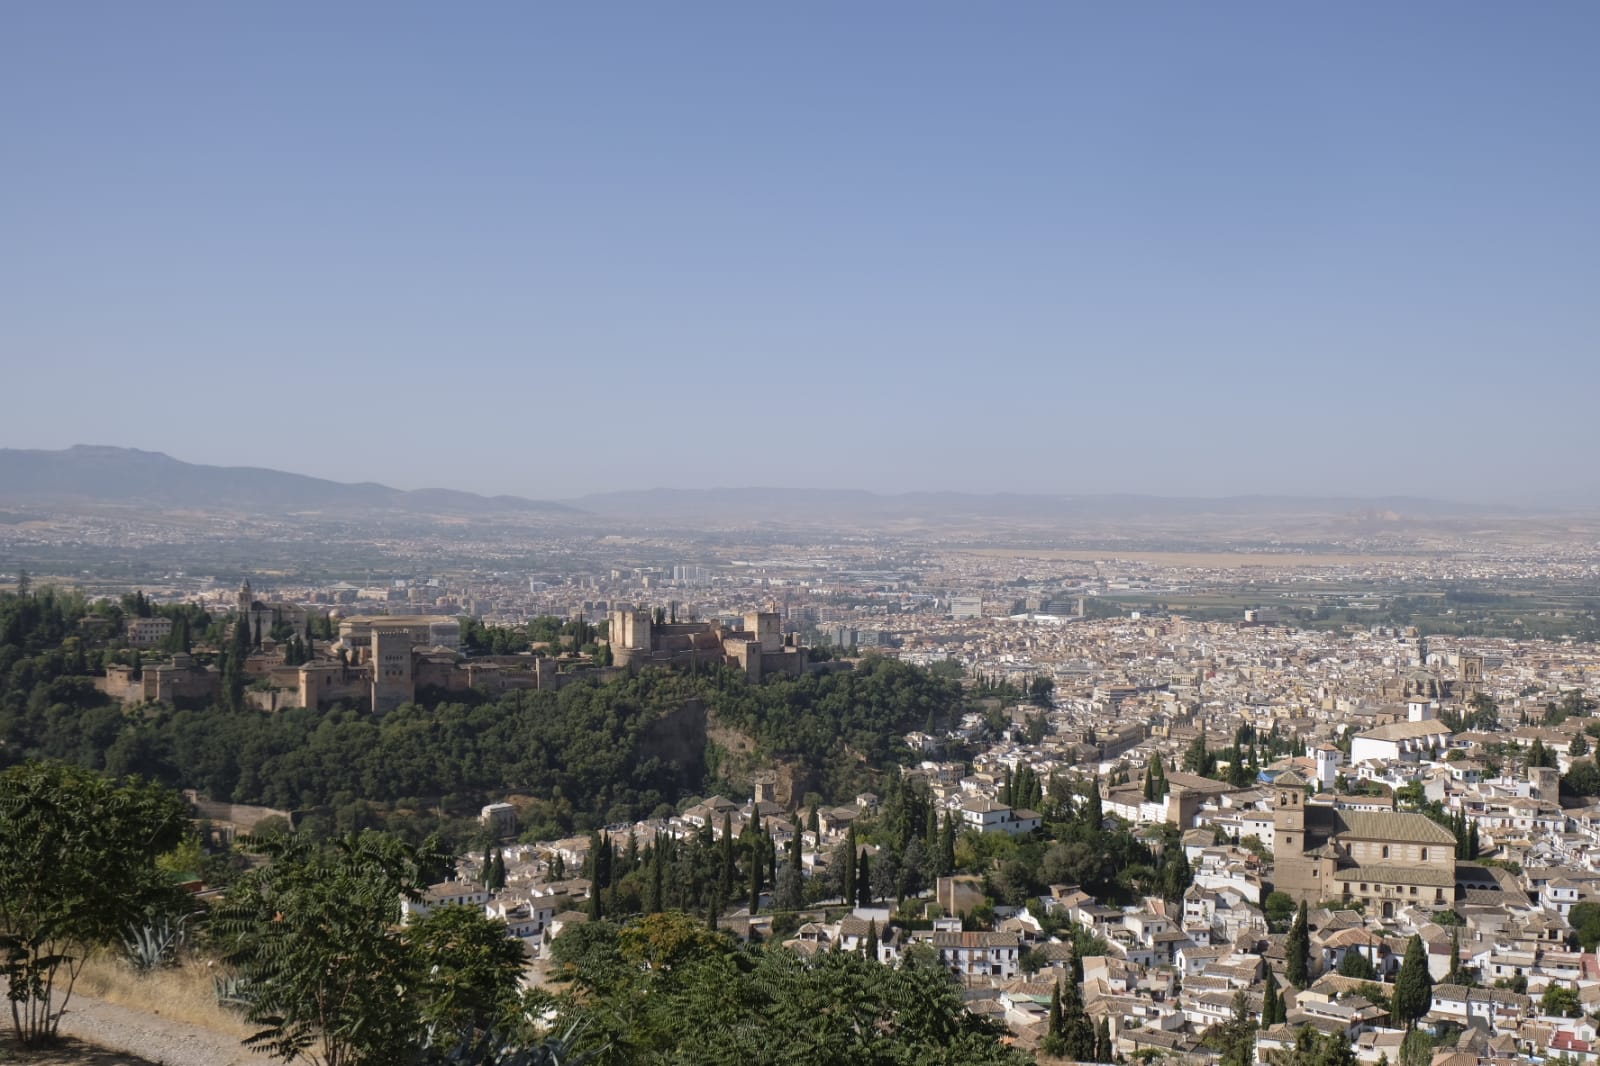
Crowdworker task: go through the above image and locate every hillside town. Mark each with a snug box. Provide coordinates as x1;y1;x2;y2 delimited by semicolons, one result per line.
322;588;1600;1065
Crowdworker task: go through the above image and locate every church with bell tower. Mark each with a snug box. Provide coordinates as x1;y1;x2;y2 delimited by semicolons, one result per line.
1268;769;1457;912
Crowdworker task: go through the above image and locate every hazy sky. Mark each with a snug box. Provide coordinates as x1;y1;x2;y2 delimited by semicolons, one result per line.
3;4;1597;502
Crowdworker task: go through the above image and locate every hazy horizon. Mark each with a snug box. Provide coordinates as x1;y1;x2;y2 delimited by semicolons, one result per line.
1;442;1586;510
4;5;1597;503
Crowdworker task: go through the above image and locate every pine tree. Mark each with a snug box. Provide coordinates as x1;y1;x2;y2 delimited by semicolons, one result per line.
1287;900;1311;988
1394;934;1433;1027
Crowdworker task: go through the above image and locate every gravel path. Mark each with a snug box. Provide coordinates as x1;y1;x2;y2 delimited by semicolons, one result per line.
1;986;252;1066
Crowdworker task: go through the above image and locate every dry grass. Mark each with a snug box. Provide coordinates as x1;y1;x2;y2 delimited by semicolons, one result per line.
69;955;253;1041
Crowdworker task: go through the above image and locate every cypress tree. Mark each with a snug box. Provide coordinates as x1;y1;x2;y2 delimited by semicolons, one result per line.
1447;927;1463;985
1393;934;1433;1027
489;849;506;892
748;831;764;914
1262;970;1283;1026
1095;1017;1112;1062
224;610;251;711
1062;952;1095;1060
647;840;663;914
863;919;878;961
843;825;857;899
1045;981;1063;1050
856;850;871;908
720;813;735;903
1286;900;1311;988
1084;779;1104;827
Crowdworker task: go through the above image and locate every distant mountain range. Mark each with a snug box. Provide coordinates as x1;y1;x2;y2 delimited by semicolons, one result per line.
0;446;578;516
0;446;1533;526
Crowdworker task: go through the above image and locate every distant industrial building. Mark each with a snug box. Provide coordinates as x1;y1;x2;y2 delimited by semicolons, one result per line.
950;595;983;620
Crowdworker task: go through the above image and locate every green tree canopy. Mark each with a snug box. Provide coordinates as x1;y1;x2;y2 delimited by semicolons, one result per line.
215;830;457;1065
548;918;1025;1065
0;762;191;1046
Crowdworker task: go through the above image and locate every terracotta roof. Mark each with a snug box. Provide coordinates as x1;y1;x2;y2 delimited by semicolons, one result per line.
1333;863;1455;887
1357;719;1453;742
1331;808;1457;845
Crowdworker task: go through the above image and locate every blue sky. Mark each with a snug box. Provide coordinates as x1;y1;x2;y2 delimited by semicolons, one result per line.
3;4;1596;502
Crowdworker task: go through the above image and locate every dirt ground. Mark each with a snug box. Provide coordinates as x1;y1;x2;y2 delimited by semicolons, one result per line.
0;1034;165;1065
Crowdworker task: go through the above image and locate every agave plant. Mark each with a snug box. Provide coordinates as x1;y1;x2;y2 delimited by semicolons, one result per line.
433;1019;601;1066
122;915;188;972
213;973;255;1011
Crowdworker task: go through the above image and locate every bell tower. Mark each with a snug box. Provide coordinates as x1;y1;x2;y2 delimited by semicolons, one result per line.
1271;770;1316;901
1274;773;1305;851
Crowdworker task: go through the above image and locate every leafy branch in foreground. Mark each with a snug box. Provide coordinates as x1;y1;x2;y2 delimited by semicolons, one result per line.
0;762;190;1046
